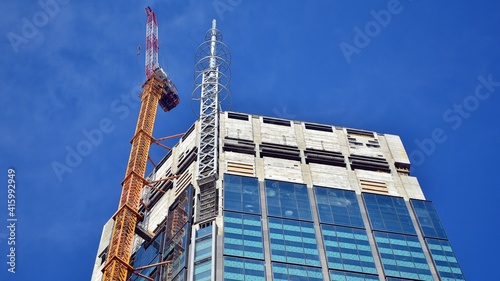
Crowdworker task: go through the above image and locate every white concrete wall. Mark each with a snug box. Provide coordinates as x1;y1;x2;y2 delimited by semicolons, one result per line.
90;218;114;281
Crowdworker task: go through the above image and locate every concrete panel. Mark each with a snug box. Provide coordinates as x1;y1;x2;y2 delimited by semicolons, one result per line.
176;122;197;161
385;134;411;165
303;129;341;152
223;117;253;141
261;123;298;147
309;163;351;190
148;190;172;232
90;218;114;281
223;151;255;165
263;157;303;183
400;176;426;200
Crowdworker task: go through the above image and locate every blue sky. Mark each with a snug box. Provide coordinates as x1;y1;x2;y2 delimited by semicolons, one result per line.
1;0;499;280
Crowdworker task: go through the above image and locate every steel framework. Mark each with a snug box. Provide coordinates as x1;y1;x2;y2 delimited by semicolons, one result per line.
192;19;231;222
102;7;179;281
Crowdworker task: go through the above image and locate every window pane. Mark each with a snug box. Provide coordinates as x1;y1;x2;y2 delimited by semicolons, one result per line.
329;269;379;281
315;186;364;227
426;238;466;281
224;212;264;259
223;256;265;281
224;174;260;214
268;218;320;266
272;263;323;281
411;200;448;239
363;193;416;235
266;180;312;221
321;225;377;274
374;232;433;281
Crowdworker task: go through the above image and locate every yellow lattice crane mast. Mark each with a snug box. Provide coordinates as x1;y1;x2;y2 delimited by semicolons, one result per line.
102;6;180;281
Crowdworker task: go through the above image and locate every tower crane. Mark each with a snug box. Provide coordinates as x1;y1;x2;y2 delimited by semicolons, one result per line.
102;6;179;281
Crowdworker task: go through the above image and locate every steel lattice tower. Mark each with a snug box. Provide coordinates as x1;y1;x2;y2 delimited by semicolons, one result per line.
192;19;231;222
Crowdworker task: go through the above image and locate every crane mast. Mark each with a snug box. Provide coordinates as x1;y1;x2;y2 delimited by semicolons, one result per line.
102;7;179;281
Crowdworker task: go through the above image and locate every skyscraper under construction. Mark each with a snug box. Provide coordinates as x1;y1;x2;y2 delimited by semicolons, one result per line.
91;13;465;281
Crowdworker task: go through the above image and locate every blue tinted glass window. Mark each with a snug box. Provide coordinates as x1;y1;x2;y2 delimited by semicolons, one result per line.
315;186;364;227
266;180;312;220
194;259;212;281
426;238;466;281
374;232;433;281
224;174;260;214
164;223;189;278
363;193;416;235
194;226;213;281
224;212;264;259
411;200;448;239
224;256;266;281
268;218;320;267
272;263;323;281
131;234;161;280
329;270;379;281
321;225;377;274
171;269;186;281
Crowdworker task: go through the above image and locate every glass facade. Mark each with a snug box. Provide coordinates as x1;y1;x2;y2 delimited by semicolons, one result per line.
163;223;189;280
219;176;465;280
224;174;261;214
315;186;364;228
128;186;193;281
426;238;466;281
411;199;466;280
321;224;377;274
223;211;264;259
130;234;161;281
411;200;448;239
223;257;266;281
193;226;213;281
268;217;321;267
162;186;192;280
329;269;379;281
94;115;467;281
272;263;323;281
363;193;416;235
374;232;433;281
266;180;312;220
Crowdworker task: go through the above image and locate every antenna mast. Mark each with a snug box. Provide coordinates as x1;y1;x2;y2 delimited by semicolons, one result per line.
192;19;231;222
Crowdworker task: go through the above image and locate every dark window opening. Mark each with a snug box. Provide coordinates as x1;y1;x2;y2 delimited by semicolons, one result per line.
262;117;291;127
228;112;249;121
223;137;255;155
395;162;410;174
260;142;300;161
346;128;375;137
349;154;390;173
177;147;197;175
304;149;346;167
304;122;333;132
